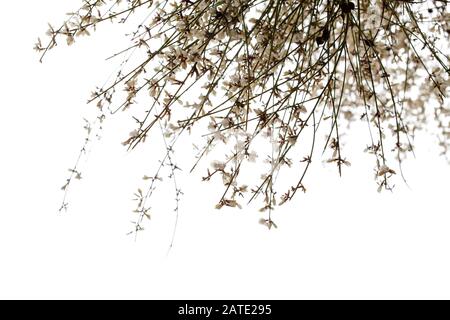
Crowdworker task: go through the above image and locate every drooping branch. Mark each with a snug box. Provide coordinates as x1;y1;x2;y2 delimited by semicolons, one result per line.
38;0;450;230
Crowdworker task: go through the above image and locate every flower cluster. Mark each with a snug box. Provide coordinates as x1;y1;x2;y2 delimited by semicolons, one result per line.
37;0;450;230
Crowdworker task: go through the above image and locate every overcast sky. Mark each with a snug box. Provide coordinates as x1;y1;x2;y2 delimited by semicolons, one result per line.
1;1;450;299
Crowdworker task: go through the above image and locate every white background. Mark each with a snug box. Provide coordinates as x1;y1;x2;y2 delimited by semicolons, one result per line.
1;1;450;299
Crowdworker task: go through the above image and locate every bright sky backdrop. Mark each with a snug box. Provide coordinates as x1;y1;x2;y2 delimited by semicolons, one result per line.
1;1;450;299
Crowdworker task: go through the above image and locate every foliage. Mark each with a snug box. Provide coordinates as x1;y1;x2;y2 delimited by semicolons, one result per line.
37;0;450;231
